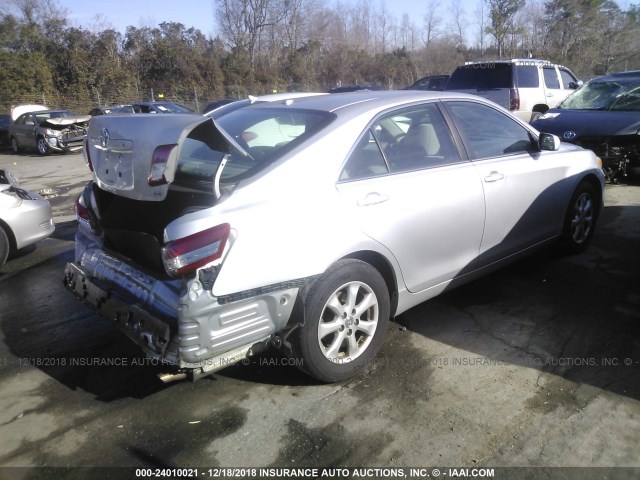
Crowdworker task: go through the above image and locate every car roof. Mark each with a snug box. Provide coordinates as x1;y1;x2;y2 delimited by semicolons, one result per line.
241;90;483;116
592;70;640;82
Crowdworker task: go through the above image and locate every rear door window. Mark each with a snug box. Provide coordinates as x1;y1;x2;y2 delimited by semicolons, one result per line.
543;67;561;89
516;65;539;88
340;103;461;180
445;101;535;159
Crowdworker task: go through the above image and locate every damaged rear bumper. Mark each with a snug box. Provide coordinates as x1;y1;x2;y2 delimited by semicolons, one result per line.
63;249;301;375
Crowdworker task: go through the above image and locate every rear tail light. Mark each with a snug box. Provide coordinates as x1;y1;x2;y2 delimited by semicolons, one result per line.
148;144;177;186
509;88;520;111
75;196;92;229
83;138;94;171
162;223;231;276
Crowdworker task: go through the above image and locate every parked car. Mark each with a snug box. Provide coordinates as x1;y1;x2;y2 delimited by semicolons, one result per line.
445;59;581;123
406;75;450;91
88;105;135;116
64;90;604;383
531;70;640;183
130;102;193;114
328;85;383;93
0;114;12;147
202;99;237;115
9;108;91;155
0;169;55;268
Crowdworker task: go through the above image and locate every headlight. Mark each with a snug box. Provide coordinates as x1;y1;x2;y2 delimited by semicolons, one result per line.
44;128;62;137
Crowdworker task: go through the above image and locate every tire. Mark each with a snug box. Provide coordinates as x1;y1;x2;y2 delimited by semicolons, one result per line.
10;137;20;153
37;136;50;156
0;227;9;268
562;181;599;253
291;259;390;382
530;111;543;123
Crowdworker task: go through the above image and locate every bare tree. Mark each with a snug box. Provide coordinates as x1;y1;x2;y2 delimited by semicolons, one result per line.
474;0;489;55
517;0;546;57
376;0;395;53
484;0;525;58
399;13;417;51
215;0;292;67
6;0;67;23
448;0;467;49
423;0;442;48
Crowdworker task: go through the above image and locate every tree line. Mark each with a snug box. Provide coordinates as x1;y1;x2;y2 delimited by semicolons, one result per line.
0;0;638;113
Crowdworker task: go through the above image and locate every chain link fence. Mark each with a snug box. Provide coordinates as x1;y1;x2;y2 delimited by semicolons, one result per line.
0;87;248;116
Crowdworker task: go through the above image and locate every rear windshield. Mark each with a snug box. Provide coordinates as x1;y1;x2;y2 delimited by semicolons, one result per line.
154;103;193;113
176;107;334;187
447;63;512;89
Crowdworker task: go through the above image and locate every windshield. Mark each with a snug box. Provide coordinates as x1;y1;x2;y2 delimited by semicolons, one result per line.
560;80;640;111
175;107;334;188
154;103;193;113
35;111;73;123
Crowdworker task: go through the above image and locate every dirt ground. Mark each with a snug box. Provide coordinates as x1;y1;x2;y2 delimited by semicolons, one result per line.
0;151;638;479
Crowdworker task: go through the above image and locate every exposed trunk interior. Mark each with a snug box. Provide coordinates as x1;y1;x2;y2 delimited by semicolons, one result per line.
91;180;216;275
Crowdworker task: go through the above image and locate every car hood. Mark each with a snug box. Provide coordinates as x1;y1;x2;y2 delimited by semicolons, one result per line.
87;114;246;201
42;115;91;127
532;109;640;137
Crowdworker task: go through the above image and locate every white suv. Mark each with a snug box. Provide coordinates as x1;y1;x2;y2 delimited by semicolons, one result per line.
445;59;581;123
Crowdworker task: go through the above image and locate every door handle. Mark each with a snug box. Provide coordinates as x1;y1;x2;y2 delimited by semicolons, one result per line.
484;172;504;183
357;192;389;206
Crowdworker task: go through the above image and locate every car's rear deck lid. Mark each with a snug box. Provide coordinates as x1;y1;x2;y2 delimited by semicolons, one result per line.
87;114;243;201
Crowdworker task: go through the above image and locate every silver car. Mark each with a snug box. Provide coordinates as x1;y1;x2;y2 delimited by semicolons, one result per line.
9;109;90;155
63;91;605;382
0;170;55;267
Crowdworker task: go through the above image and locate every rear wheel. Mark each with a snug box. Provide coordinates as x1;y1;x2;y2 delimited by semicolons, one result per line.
291;259;390;382
37;136;50;155
562;181;599;253
10;137;19;153
0;227;9;268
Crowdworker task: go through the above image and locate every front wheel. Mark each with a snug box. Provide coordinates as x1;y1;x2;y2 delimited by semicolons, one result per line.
291;259;390;382
0;227;10;268
562;181;599;253
37;137;50;156
10;137;20;153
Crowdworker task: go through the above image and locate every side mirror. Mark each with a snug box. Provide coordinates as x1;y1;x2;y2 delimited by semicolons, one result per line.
25;120;35;126
539;132;561;151
568;80;583;89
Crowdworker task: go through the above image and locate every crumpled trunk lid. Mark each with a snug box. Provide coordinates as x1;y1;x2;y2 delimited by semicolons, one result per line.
87;114;241;201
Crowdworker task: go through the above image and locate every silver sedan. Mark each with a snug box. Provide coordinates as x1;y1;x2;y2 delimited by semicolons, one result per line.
64;91;605;382
0;170;55;267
